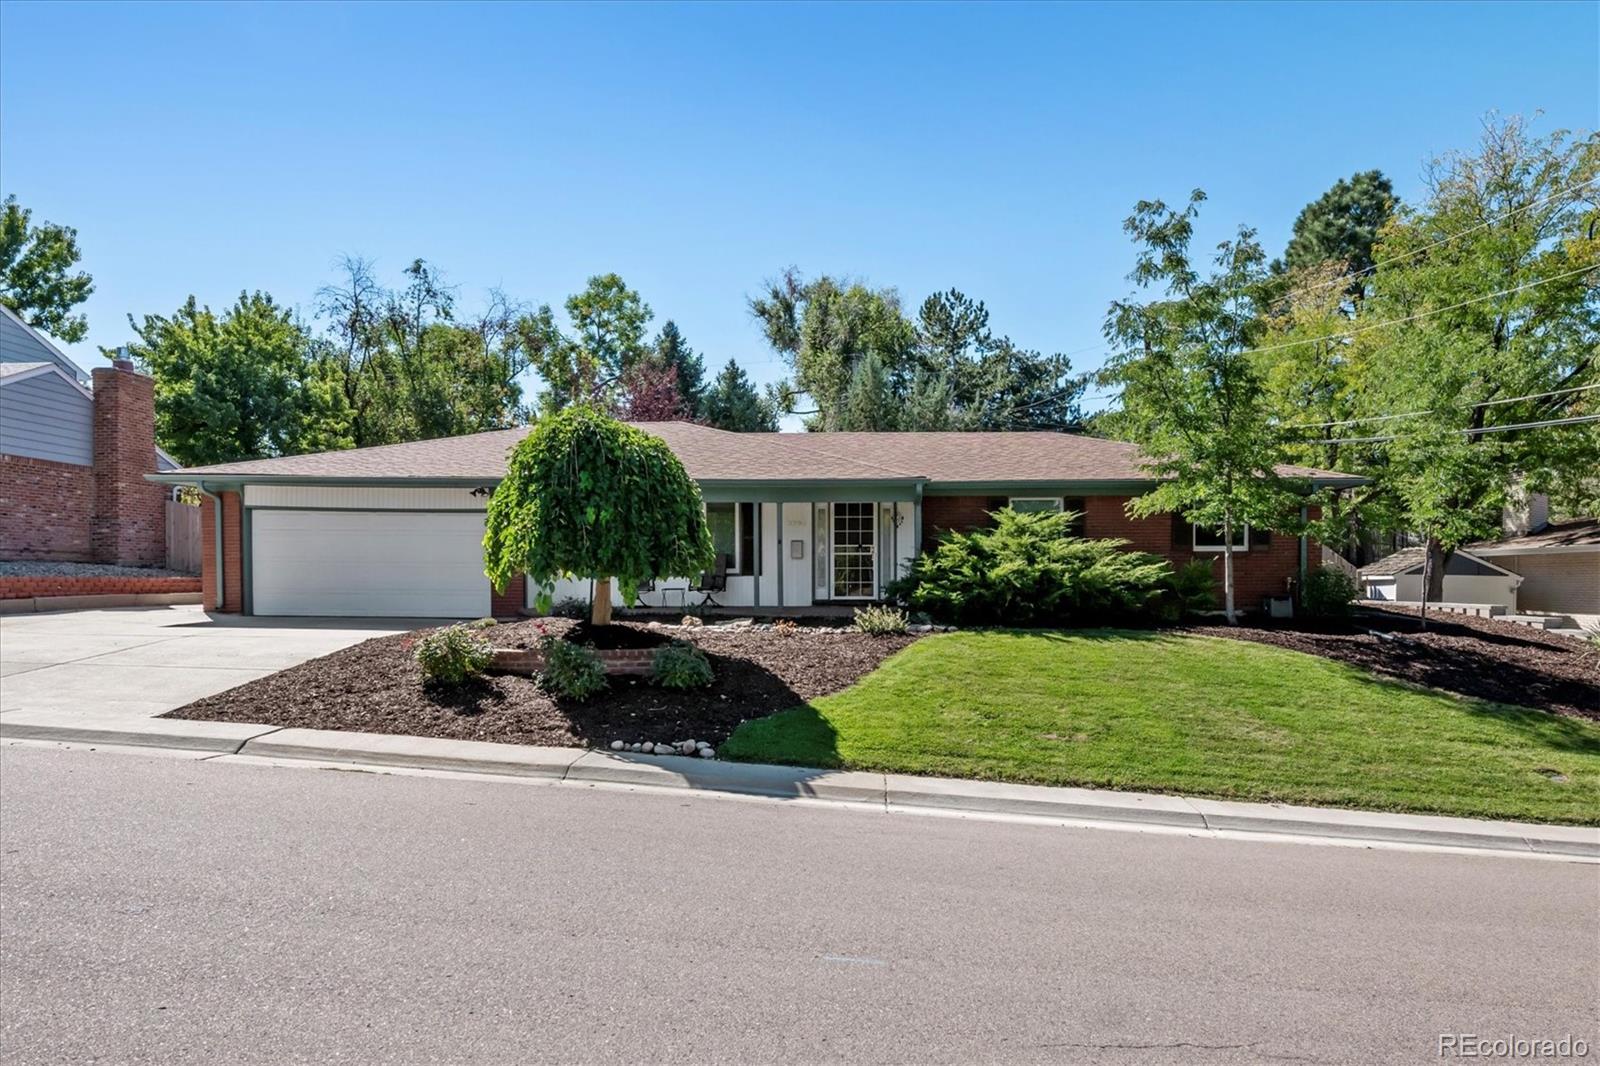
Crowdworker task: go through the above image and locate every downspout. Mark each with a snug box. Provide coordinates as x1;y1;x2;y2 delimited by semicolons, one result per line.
1298;503;1309;582
196;481;224;610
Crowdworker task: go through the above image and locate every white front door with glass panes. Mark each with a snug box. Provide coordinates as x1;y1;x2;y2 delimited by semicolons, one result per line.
831;502;877;599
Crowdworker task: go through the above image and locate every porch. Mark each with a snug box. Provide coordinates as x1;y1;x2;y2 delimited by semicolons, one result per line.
537;489;923;613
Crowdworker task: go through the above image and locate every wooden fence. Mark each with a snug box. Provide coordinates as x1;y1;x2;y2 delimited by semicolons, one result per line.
165;499;203;574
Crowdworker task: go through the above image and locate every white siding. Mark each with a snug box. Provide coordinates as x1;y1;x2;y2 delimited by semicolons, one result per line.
244;484;488;510
0;371;93;465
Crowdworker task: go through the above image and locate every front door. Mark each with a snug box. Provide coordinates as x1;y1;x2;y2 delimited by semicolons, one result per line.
831;502;877;599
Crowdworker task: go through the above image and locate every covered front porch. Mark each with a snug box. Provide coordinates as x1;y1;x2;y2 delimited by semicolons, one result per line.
537;483;923;613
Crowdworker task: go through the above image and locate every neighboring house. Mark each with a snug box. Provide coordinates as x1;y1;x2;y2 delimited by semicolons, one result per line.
0;307;174;566
1465;517;1600;617
1358;494;1599;617
1359;548;1523;610
148;422;1360;618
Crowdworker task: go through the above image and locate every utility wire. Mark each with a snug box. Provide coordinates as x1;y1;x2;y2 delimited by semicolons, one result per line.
1321;413;1600;446
1279;383;1600;430
1283;177;1597;299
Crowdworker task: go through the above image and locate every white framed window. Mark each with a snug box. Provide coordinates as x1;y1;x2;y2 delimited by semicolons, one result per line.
1193;523;1249;552
705;503;757;574
1008;496;1063;514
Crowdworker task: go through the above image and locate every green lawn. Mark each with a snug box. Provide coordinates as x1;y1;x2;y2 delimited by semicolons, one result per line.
722;631;1600;825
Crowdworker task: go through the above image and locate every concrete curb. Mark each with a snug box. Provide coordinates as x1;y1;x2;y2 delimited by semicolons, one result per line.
5;717;1596;858
0;714;280;753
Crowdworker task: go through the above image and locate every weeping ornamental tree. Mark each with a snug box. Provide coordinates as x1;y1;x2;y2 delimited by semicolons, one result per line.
483;407;713;625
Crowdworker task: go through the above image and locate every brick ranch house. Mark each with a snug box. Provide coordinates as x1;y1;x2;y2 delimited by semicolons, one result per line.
0;307;196;603
146;421;1360;618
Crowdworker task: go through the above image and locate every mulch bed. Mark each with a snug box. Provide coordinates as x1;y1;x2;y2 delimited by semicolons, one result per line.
1186;606;1599;721
166;618;918;748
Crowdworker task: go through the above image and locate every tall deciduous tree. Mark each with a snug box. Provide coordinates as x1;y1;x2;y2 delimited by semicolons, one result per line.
0;195;95;343
701;359;778;432
124;292;353;466
1103;191;1304;623
483;406;713;625
750;270;915;431
619;359;693;421
314;256;532;446
1358;116;1599;602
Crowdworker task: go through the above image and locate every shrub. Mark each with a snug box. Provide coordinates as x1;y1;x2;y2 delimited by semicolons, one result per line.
651;640;714;689
414;624;494;686
1302;565;1359;620
771;618;798;634
539;635;607;700
551;596;589;619
891;508;1176;627
467;616;498;630
853;605;909;635
1164;559;1218;620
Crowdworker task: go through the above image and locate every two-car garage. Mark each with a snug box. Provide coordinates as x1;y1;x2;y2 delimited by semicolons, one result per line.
245;487;493;617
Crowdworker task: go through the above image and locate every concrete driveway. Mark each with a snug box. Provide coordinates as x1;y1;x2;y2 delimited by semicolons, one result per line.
0;606;421;722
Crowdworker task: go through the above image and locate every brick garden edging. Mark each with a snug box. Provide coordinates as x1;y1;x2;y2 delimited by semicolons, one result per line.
0;575;202;600
490;646;656;676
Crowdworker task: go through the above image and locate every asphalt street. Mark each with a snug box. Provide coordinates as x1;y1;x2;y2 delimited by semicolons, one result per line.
1;743;1596;1064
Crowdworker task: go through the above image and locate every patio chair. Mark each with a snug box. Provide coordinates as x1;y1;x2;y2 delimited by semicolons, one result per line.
692;554;730;607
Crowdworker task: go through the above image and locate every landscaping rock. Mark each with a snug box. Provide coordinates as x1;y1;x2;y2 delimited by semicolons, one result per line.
698;747;715;758
610;740;624;751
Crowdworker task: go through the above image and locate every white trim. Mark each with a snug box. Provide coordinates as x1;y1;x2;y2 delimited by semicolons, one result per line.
1382;549;1522;580
1193;523;1248;552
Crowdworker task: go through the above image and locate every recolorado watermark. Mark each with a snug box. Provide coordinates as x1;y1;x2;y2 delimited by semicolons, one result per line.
1439;1034;1591;1059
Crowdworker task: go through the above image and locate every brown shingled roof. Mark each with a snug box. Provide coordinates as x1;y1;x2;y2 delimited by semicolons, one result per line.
161;421;1360;487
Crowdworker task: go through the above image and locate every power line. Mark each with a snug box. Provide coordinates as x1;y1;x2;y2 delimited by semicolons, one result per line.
1321;413;1600;446
1238;264;1596;361
1279;383;1600;430
1284;177;1597;300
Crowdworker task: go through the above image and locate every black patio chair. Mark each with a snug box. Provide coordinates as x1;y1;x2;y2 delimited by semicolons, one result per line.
692;554;730;607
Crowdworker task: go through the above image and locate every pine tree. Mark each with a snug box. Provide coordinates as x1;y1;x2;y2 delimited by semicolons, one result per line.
702;359;779;432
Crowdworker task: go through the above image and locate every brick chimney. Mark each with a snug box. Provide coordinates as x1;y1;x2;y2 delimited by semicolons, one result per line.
90;360;166;566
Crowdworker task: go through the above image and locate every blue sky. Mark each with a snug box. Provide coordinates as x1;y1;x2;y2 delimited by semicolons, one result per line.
2;0;1595;425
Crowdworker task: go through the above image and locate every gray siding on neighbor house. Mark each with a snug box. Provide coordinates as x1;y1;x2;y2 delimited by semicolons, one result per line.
0;371;94;465
0;311;86;381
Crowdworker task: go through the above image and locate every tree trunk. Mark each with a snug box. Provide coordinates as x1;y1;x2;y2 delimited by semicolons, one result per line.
591;578;613;626
1222;515;1237;625
1425;538;1448;603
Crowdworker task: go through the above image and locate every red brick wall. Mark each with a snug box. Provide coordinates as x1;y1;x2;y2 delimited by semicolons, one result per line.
0;575;201;600
0;455;94;561
90;365;166;567
200;491;243;613
490;574;526;620
923;494;1314;609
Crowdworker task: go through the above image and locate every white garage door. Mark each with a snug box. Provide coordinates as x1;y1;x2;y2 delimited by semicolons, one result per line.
251;510;491;617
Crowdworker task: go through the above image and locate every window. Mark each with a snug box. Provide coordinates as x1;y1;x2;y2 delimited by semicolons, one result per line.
706;503;757;575
1010;496;1087;537
1193;523;1249;551
832;502;877;599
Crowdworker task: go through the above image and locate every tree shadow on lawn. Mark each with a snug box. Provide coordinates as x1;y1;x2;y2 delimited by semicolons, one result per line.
1332;664;1600;758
